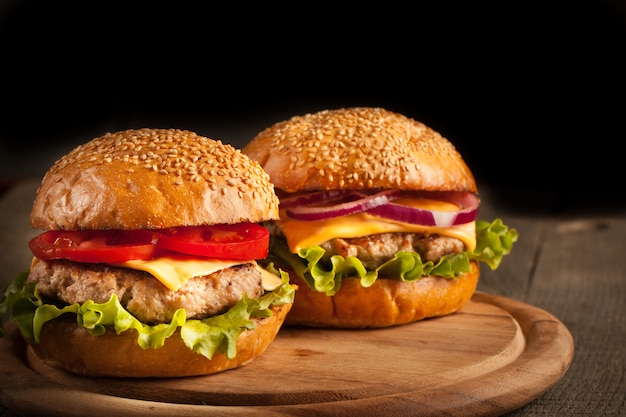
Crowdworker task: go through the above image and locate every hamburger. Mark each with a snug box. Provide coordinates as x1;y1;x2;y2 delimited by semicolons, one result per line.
242;107;517;328
0;128;295;377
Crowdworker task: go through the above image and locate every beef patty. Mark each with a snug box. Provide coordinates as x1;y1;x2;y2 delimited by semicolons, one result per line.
28;259;264;324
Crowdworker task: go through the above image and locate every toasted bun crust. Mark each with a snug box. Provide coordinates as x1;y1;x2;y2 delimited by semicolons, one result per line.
284;262;479;328
31;128;280;231
28;303;291;377
242;107;477;193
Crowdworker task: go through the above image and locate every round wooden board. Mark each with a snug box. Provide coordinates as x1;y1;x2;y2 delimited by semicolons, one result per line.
0;291;574;417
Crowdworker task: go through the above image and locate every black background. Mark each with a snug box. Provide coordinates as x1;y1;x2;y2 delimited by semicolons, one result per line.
1;1;625;211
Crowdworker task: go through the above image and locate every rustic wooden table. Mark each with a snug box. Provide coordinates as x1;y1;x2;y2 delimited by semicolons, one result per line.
0;179;624;416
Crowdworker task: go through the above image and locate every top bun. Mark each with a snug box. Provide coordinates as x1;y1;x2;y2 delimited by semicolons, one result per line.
243;107;477;193
31;128;280;230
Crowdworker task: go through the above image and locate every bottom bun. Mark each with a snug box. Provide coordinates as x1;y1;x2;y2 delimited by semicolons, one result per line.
285;261;479;328
28;303;292;377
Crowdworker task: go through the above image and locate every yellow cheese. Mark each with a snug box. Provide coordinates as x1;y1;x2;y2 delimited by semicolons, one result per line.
279;197;476;253
118;257;280;292
258;265;283;291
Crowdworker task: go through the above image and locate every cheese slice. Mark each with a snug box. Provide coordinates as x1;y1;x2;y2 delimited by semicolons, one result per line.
278;197;476;253
118;257;281;292
258;265;283;291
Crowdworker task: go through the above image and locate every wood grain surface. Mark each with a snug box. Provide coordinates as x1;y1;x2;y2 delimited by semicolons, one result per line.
0;291;573;417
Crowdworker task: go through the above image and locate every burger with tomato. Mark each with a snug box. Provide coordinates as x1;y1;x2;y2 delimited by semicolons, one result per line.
242;107;517;328
0;128;295;377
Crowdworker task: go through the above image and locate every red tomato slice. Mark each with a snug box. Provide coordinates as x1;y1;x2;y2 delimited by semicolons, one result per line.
29;230;158;264
155;223;270;260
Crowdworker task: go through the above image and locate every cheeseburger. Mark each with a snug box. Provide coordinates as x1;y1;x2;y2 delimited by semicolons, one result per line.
0;128;294;377
243;107;516;328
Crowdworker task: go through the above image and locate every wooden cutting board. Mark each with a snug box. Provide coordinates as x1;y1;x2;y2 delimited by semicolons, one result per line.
0;291;574;417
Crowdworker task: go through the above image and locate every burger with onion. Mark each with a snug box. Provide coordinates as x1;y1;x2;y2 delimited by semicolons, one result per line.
0;128;294;377
242;107;516;328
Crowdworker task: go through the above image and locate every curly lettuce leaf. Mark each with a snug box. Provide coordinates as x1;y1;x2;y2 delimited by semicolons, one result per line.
0;271;42;339
469;218;518;270
0;269;294;360
269;218;517;296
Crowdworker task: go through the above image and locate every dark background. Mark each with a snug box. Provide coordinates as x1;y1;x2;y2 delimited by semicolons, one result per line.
1;1;625;211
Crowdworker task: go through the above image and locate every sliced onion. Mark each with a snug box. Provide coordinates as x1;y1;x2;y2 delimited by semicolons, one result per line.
285;190;401;221
280;190;355;208
367;191;480;226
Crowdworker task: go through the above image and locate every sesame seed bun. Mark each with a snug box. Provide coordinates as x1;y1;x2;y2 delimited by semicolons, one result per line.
283;261;479;328
242;107;477;193
243;108;480;328
31;128;280;231
28;303;292;377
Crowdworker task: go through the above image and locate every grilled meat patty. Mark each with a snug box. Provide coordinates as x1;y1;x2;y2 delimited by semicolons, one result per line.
319;233;466;269
28;259;264;324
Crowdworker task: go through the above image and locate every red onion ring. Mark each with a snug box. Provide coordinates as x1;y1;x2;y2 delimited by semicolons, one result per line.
279;190;355;208
285;190;401;221
367;191;480;226
282;189;479;227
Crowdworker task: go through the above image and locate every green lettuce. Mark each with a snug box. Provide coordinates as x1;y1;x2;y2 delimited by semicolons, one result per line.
269;218;517;296
0;269;295;360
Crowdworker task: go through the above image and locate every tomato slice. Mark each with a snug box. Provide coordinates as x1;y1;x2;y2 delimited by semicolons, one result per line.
29;224;270;263
155;223;270;260
29;229;158;264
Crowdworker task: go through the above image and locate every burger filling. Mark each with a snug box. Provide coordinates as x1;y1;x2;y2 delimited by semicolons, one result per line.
319;233;465;270
29;259;264;324
267;217;517;297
